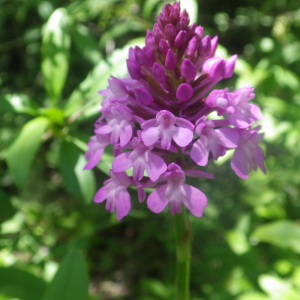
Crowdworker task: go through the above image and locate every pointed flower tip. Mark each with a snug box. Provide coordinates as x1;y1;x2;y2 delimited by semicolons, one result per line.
176;83;193;101
152;62;166;83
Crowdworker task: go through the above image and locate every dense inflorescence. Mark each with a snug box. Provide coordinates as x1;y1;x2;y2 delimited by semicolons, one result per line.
84;2;266;221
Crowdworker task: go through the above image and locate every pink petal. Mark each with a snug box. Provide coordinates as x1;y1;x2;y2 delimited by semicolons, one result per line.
142;127;161;146
132;160;145;181
146;152;167;182
94;187;107;203
83;148;105;170
147;185;169;213
249;103;263;120
112;152;133;172
231;148;248;179
216;127;239;148
116;190;131;221
170;201;182;215
230;108;251;128
190;138;209;166
184;169;213;179
182;184;208;217
95;124;112;135
141;119;157;130
120;123;132;147
172;127;193;147
161;132;172;149
175;117;194;130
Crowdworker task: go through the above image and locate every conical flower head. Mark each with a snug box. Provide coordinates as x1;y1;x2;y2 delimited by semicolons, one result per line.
85;1;265;220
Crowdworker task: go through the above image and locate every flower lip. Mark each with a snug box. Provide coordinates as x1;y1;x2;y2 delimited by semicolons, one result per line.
156;110;176;127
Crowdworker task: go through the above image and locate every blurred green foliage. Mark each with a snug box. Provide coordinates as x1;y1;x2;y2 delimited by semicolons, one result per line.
0;0;300;299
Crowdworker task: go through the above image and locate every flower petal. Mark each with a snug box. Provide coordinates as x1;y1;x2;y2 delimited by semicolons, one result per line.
172;127;193;147
190;138;209;166
116;189;131;221
231;147;248;179
142;127;161;146
182;184;208;217
112;152;133;172
146;152;167;182
147;185;169;213
94;187;108;203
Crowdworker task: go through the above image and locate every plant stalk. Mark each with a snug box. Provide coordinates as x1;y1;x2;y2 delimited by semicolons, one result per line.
174;206;191;300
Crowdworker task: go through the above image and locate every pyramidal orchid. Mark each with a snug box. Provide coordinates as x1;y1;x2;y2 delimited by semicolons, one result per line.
84;3;266;299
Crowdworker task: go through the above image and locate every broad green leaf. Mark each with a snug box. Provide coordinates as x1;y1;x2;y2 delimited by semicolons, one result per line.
71;23;102;65
273;65;300;90
41;8;70;104
251;220;300;253
259;274;300;300
226;230;250;255
237;292;268;300
0;268;47;300
59;140;95;205
6;117;48;188
63;60;110;118
64;42;142;121
3;94;37;115
67;0;117;22
99;21;145;49
142;0;161;20
0;190;16;223
42;249;89;300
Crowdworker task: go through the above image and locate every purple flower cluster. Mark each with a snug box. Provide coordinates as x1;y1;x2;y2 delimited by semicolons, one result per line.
84;2;266;221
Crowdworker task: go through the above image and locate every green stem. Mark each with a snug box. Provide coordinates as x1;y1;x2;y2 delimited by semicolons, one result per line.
174;206;191;300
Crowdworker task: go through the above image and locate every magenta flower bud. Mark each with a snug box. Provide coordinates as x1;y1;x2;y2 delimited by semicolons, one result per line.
145;29;157;50
186;37;197;58
159;39;170;55
108;76;128;96
180;8;188;18
164;24;177;40
165;49;177;70
208;59;224;81
195;26;204;41
143;46;156;67
126;59;141;80
152;62;166;83
223;54;237;78
186;23;196;39
153;23;164;44
176;83;193;101
180;58;196;79
162;3;172;18
174;30;187;48
135;46;144;65
128;47;136;61
134;87;154;106
176;16;189;31
198;35;211;57
208;36;218;58
170;6;180;21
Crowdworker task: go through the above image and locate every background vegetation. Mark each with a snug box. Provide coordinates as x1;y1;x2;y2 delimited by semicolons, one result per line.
1;0;300;299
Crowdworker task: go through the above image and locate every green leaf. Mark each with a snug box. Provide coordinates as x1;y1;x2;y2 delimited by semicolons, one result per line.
0;189;16;223
142;0;161;20
71;23;102;65
226;230;250;255
64;42;141;121
0;267;47;300
41;8;70;104
6;117;48;188
3;94;37;115
59;140;95;205
42;249;89;300
251;220;300;253
259;274;300;300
